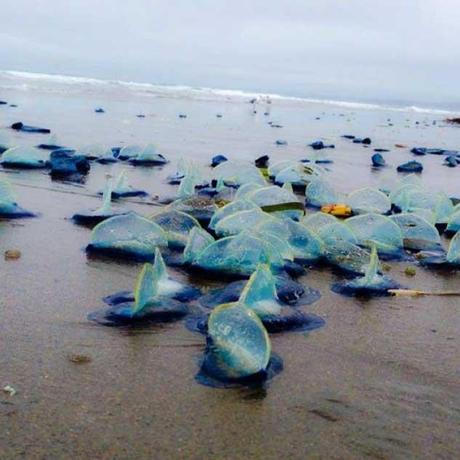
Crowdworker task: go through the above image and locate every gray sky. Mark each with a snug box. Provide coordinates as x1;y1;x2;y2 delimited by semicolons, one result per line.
1;0;460;107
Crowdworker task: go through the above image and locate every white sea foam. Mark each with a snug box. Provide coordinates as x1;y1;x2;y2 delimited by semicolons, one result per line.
0;70;457;115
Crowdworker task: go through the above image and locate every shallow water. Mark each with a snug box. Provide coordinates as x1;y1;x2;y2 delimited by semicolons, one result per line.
0;77;459;459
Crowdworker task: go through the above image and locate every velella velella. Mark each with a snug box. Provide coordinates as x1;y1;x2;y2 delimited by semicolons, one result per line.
117;145;142;161
418;230;460;267
236;265;324;333
36;135;64;151
182;226;215;265
72;178;127;225
212;161;266;187
345;213;404;258
390;184;453;227
103;248;201;305
86;212;167;260
129;144;168;166
0;177;35;218
316;220;358;245
346;188;391;215
208;198;259;230
332;245;401;296
95;148;118;164
245;183;304;220
150;209;201;249
88;261;188;326
0;133;11;154
322;240;372;275
214;208;276;237
446;232;460;265
1;147;49;169
250;216;311;260
78;144;106;161
108;171;147;198
301;211;337;231
11;122;50;134
169;196;218;226
390;213;442;251
446;208;460;236
191;231;286;277
239;265;281;319
197;302;280;386
305;177;344;208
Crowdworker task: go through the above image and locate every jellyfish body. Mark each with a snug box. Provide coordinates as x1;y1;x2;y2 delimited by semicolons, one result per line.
0;178;35;218
72;179;127;225
200;302;272;381
86;212;167;260
332;246;401;296
103;248;201;306
89;259;189;326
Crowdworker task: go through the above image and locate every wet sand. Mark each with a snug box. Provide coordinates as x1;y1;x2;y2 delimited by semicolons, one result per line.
0;78;459;459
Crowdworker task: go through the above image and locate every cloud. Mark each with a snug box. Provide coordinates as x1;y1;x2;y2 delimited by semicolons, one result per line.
1;0;459;106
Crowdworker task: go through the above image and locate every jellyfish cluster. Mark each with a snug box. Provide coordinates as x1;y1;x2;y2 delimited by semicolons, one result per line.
2;124;460;390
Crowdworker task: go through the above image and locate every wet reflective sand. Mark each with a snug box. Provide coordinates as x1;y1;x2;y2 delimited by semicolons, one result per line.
0;80;459;459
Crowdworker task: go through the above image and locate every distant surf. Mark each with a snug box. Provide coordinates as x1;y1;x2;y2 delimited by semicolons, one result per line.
0;70;457;115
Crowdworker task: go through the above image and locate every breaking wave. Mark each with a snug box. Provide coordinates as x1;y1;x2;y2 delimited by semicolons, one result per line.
0;70;457;115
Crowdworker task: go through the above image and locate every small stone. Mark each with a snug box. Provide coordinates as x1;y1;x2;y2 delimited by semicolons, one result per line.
4;250;21;260
68;354;92;364
3;385;16;396
404;266;416;277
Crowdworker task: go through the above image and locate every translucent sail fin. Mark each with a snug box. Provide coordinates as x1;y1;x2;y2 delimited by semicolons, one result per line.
152;247;168;284
361;245;379;286
239;265;281;316
99;178;113;213
132;264;159;315
183;227;215;264
447;232;460;264
115;171;129;190
0;177;16;205
282;182;294;194
216;177;225;192
177;174;195;199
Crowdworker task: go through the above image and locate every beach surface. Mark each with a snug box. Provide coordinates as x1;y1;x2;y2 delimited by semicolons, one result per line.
0;72;459;459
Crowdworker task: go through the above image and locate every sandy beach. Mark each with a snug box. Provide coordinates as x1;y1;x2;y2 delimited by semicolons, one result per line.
0;73;459;459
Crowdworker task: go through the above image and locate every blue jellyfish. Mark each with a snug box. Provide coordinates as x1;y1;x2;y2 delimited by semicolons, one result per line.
88;261;188;326
1;147;49;169
86;212;167;261
346;188;391;215
345;213;404;258
129;144;168;166
108;171;147;198
196;302;282;387
150;209;201;249
0;177;35;218
103;248;201;306
332;245;401;296
72;178;127;225
390;213;442;251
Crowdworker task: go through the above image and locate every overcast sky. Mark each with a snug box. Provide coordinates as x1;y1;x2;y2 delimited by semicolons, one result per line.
1;0;459;107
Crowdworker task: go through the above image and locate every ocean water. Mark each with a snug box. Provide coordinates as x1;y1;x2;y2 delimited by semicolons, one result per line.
0;71;459;460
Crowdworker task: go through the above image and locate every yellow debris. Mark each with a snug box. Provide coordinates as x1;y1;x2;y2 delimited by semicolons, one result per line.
320;203;352;217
